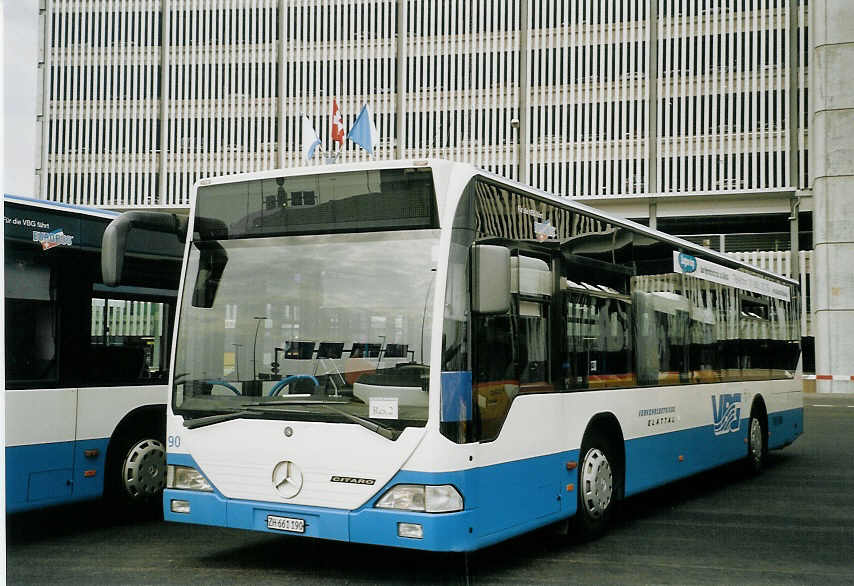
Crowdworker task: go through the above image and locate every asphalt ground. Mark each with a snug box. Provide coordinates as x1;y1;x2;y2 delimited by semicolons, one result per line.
6;395;854;585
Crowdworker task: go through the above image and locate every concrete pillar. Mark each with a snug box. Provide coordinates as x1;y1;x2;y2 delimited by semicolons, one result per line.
394;0;406;159
811;0;854;393
517;0;530;184
159;0;170;204
647;0;658;197
277;0;286;169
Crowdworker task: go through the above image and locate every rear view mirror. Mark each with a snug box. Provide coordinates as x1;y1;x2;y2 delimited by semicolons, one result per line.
472;245;511;314
191;242;228;308
102;211;188;286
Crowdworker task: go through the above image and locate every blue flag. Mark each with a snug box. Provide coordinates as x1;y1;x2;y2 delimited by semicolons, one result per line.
347;104;379;155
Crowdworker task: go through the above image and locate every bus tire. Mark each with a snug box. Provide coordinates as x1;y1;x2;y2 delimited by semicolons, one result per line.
746;409;767;475
106;431;166;514
575;431;618;540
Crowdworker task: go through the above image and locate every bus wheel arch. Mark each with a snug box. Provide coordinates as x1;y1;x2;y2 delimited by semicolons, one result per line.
747;395;768;474
105;405;167;508
574;413;625;539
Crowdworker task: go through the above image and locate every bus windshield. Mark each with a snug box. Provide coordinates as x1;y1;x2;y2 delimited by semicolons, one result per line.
173;230;439;433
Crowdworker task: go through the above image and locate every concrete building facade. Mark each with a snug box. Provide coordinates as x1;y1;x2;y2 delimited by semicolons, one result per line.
33;0;850;389
811;0;854;393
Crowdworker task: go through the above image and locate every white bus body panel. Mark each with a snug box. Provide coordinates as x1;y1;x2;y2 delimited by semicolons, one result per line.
169;412;428;509
5;388;77;447
76;385;168;440
6;385;168;446
404;378;801;474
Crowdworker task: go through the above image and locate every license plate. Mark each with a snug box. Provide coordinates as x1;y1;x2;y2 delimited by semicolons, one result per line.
266;515;305;533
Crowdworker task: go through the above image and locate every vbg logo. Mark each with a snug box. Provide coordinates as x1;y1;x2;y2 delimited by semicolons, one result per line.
712;393;741;435
678;252;698;273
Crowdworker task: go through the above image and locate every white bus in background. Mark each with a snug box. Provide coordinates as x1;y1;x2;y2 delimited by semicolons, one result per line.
4;195;182;513
102;161;802;551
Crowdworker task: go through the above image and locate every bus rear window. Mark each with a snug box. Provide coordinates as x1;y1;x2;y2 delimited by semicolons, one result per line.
195;168;438;240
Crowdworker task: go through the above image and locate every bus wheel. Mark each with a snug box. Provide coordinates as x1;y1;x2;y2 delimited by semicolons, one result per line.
576;432;616;539
122;438;167;500
747;412;767;474
107;433;166;513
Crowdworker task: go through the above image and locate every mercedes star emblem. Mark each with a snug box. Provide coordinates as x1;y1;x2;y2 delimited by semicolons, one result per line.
271;460;303;498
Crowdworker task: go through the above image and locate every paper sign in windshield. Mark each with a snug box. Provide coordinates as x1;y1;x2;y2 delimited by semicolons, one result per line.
369;397;399;420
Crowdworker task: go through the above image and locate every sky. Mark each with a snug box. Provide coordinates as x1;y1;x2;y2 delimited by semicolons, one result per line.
2;0;38;198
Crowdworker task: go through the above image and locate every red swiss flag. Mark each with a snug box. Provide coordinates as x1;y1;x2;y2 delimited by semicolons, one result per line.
331;99;345;149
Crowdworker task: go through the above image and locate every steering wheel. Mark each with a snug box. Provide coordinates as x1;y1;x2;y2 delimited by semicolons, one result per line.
269;374;320;396
203;380;241;395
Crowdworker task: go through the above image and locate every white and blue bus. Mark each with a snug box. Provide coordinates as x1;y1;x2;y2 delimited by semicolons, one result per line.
4;194;182;513
102;161;802;550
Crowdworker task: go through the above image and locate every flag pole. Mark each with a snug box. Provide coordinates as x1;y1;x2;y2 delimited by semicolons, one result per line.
324;147;340;165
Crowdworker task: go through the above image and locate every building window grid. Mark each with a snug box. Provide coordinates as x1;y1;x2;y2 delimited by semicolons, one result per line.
45;0;807;206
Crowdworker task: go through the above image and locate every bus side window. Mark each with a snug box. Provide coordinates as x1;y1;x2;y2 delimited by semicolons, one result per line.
89;295;174;385
517;301;549;391
565;292;633;390
5;252;58;387
472;314;518;441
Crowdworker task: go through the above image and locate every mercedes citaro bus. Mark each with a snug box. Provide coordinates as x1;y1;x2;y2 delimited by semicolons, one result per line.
101;160;802;550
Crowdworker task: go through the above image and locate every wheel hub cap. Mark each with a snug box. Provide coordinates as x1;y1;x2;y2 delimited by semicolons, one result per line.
749;418;763;466
581;448;613;518
122;439;166;500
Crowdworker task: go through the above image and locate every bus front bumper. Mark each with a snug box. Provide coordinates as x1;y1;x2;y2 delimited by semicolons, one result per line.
164;488;476;551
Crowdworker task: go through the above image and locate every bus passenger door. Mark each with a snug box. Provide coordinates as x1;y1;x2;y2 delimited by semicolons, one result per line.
471;250;561;536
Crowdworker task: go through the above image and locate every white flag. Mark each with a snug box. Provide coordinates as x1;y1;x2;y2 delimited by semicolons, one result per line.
302;115;321;162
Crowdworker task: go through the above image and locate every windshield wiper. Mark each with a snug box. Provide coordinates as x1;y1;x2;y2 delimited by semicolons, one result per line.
243;400;401;441
183;410;257;429
242;398;350;407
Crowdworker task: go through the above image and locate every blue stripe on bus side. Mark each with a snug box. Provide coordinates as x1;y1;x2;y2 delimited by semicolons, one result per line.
768;407;804;450
5;438;110;513
72;438;111;500
163;407;803;551
625;420;749;495
624;407;803;496
5;442;74;512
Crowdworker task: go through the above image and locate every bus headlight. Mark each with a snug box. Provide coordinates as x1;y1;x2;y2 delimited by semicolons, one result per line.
375;484;463;513
167;465;213;492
